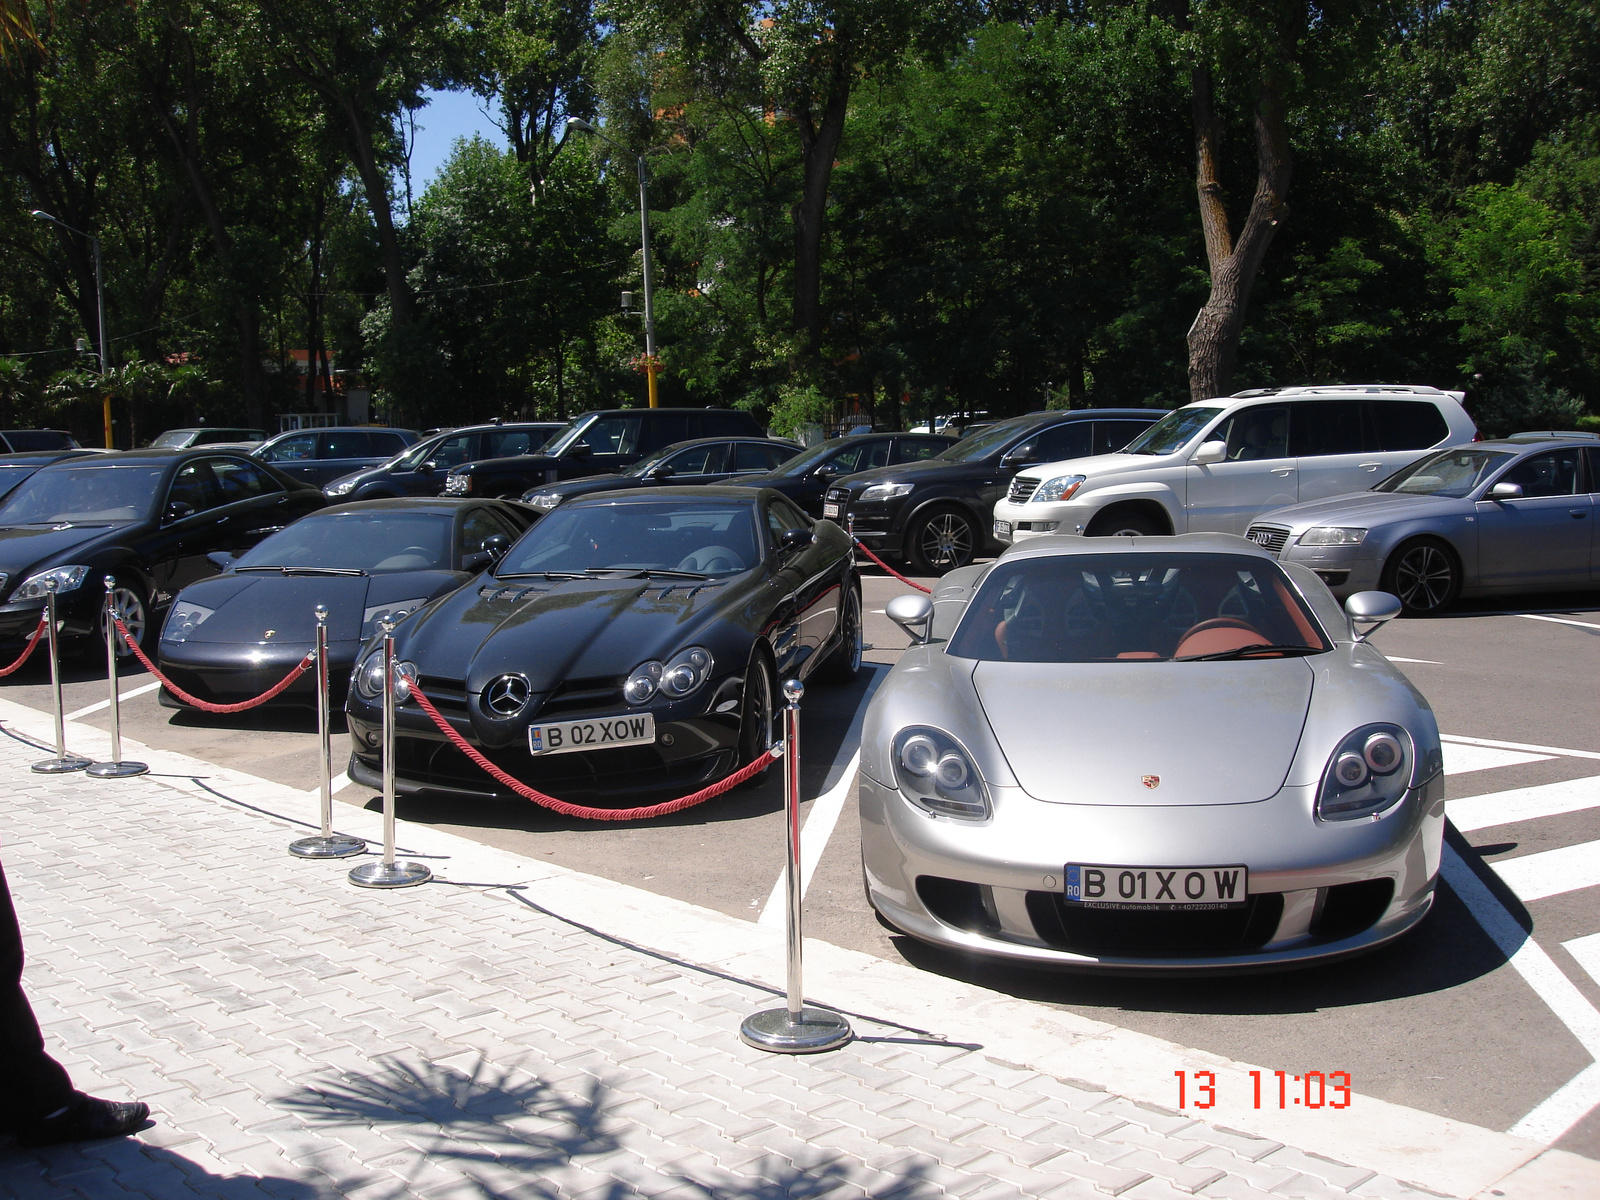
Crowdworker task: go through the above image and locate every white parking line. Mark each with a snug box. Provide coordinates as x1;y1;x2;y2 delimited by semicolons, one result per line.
304;771;355;801
756;750;859;929
1564;932;1600;988
1492;839;1600;903
65;680;163;720
1448;776;1599;832
1441;733;1600;762
1518;613;1600;631
1443;743;1553;775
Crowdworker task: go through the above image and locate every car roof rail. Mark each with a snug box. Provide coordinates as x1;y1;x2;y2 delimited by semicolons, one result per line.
1504;430;1600;442
1229;383;1452;399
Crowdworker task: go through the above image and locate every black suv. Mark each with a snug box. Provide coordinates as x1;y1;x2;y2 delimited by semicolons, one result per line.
522;436;799;510
442;407;765;498
323;421;564;499
723;432;957;518
829;409;1164;575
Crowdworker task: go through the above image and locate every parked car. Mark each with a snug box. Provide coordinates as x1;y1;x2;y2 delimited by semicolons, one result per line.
149;427;267;448
829;409;1164;574
725;431;959;519
0;449;104;500
344;487;861;806
1244;432;1600;615
991;385;1478;549
0;429;79;452
860;532;1442;970
323;422;564;500
442;408;766;498
252;426;419;488
521;437;800;511
0;449;325;656
156;497;536;709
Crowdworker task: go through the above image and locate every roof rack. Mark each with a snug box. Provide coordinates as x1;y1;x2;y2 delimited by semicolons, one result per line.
1502;430;1600;442
1229;384;1452;399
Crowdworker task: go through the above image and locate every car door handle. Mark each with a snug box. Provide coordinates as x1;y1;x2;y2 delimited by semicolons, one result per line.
1572;510;1589;519
1360;462;1382;471
1272;467;1295;476
247;525;286;536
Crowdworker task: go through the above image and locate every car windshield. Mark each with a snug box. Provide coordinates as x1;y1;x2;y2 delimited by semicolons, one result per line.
763;440;850;476
934;418;1037;462
232;511;452;573
496;500;761;578
0;464;41;493
149;431;194;449
1122;406;1222;455
948;552;1329;663
1374;448;1513;497
0;464;165;523
390;435;444;470
624;446;684;477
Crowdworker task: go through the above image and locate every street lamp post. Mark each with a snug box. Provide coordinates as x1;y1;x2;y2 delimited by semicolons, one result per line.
566;117;659;408
32;210;112;447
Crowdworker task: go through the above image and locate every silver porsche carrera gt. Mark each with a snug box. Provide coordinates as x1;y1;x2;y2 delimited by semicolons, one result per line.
859;533;1446;971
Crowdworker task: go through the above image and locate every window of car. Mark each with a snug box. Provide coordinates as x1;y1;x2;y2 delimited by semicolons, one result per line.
664;444;723;475
734;442;795;472
1495;449;1584;497
1029;421;1094;463
894;437;947;464
1214;405;1290;461
568;415;642;456
319;431;374;459
1289;400;1369;457
823;440;893;474
459;506;518;558
936;417;1042;462
1124;406;1224;456
483;429;536;458
167;460;223;513
261;433;317;463
641;415;690;450
1371;401;1448;451
209;457;280;503
426;433;476;469
948;553;1329;663
1587;448;1600;493
1376;447;1513;497
234;511;451;572
497;500;760;576
1093;421;1151;455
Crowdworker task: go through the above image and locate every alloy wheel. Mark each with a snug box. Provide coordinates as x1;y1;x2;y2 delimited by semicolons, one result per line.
1392;544;1456;614
103;585;147;657
914;511;975;572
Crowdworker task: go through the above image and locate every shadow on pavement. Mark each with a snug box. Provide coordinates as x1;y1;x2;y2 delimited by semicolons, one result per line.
0;1138;324;1199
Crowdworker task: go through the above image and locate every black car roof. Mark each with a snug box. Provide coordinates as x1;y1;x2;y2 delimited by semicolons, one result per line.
0;449;100;464
320;497;520;517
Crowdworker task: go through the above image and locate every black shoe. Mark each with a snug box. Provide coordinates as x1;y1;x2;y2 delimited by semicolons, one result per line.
16;1093;150;1147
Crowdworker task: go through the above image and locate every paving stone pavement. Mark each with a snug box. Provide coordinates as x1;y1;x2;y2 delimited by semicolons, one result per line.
0;719;1574;1200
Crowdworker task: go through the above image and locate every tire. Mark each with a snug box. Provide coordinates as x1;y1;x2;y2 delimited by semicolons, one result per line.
816;585;863;684
906;507;979;576
1381;537;1460;616
735;650;777;784
99;579;151;660
1086;510;1163;537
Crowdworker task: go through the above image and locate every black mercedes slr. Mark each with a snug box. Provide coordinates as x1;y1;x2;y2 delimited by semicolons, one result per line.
344;487;863;806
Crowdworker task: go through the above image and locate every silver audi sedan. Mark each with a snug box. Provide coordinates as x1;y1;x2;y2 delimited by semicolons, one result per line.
1245;432;1599;615
859;534;1445;971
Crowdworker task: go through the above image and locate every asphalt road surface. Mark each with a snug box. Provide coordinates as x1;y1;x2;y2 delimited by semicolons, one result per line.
4;563;1597;1160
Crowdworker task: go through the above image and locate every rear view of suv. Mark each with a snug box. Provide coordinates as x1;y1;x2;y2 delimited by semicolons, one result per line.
992;385;1477;544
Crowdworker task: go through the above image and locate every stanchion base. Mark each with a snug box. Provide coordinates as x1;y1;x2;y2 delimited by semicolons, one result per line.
85;760;149;778
289;833;367;859
348;860;431;889
740;1006;853;1054
32;756;91;774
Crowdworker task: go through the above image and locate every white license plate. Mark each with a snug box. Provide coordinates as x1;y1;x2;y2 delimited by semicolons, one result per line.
1064;863;1248;909
822;502;842;519
528;713;655;756
993;519;1012;539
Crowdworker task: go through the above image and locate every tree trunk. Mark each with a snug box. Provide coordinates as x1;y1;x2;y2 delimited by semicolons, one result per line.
1186;64;1293;402
790;65;850;356
338;93;413;335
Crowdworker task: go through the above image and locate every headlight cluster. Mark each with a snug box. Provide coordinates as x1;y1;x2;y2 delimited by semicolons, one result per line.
162;601;215;644
623;647;713;705
892;726;991;820
1033;474;1086;503
526;491;563;510
12;564;91;601
362;600;426;639
1299;526;1367;546
1317;724;1411;821
325;479;357;497
443;475;471;495
353;652;417;702
859;482;913;502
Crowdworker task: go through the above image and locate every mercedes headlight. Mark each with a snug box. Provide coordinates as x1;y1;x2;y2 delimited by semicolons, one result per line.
324;478;357;496
1316;724;1412;821
162;600;215;643
362;599;426;639
526;491;563;510
892;726;991;820
859;482;913;502
12;565;91;601
1298;526;1367;546
660;647;713;699
353;651;417;703
1034;474;1086;503
624;660;663;704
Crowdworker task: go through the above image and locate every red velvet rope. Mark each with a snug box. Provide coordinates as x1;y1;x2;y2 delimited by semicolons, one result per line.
409;684;777;821
851;537;932;594
113;615;315;713
0;613;49;678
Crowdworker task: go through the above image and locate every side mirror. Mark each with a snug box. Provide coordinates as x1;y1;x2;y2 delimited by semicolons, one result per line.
165;500;195;523
417;460;436;475
569;441;593;458
206;550;235;571
777;527;814;556
481;534;511;561
649;464;675;480
1345;590;1402;642
1191;440;1228;466
1001;443;1037;468
1489;481;1524;500
811;463;840;478
886;593;934;645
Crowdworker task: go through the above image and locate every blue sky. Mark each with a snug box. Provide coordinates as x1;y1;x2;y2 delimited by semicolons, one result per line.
405;89;512;189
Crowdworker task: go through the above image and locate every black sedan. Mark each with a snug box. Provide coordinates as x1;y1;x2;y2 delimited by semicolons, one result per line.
520;436;799;512
344;487;862;806
0;450;326;656
722;432;957;518
156;498;536;709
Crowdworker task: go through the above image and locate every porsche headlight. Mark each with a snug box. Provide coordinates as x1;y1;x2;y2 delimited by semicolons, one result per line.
12;564;91;601
859;482;913;502
325;478;357;496
362;599;426;639
162;601;215;644
892;726;990;820
659;647;713;699
526;491;563;510
624;661;662;704
1033;474;1086;503
1298;526;1367;546
1317;724;1411;821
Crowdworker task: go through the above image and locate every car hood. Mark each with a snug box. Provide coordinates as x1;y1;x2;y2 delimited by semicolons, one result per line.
397;573;737;692
1251;490;1465;530
972;658;1314;805
173;572;464;643
840;459;987;491
0;522;129;578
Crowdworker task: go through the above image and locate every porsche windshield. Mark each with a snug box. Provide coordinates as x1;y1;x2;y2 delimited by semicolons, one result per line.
0;464;165;524
948;553;1329;663
1374;448;1514;497
233;512;451;572
497;501;761;577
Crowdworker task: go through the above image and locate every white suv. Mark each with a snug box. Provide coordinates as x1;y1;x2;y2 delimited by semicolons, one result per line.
991;384;1477;542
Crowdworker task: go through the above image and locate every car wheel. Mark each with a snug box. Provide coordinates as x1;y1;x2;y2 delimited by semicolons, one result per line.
101;580;150;659
736;651;777;785
1381;538;1460;616
1087;510;1163;537
816;585;863;683
906;508;978;576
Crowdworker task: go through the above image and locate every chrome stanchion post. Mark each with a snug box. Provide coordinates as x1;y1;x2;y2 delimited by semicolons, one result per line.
740;679;851;1053
86;575;147;778
291;604;365;858
348;620;429;888
32;579;90;774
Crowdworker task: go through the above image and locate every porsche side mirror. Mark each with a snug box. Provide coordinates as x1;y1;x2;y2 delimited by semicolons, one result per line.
165;500;195;524
887;593;934;645
1489;481;1524;500
1345;590;1402;642
206;550;234;571
1191;440;1228;466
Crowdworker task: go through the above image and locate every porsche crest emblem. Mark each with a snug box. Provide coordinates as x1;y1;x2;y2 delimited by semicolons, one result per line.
263;629;276;639
1141;775;1160;789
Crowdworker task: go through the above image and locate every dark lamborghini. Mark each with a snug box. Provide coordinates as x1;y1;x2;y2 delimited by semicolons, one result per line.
156;498;536;709
343;487;863;806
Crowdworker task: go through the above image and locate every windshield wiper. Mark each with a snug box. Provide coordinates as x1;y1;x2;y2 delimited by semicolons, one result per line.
236;565;366;576
494;570;588;580
1176;643;1323;662
633;567;711;580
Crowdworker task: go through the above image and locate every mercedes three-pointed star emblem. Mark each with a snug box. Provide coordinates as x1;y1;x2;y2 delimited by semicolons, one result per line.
483;674;531;717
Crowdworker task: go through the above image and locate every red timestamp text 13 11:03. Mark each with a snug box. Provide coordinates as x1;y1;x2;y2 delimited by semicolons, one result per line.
1174;1070;1352;1109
